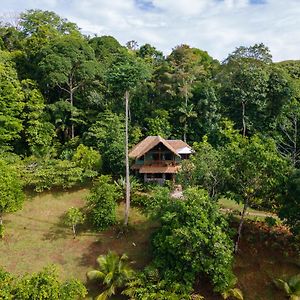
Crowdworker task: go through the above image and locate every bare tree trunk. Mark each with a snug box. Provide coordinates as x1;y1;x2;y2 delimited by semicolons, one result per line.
183;123;187;143
242;101;246;137
234;198;249;253
124;90;131;226
0;213;3;238
70;89;75;139
185;85;188;107
293;117;297;166
72;224;76;239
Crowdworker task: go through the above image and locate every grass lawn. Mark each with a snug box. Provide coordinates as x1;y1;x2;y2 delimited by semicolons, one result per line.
219;197;278;221
0;188;157;299
0;188;299;300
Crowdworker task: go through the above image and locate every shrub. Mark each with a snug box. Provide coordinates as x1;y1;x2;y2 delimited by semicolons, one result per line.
151;187;236;293
87;175;120;230
0;158;24;237
279;170;300;236
21;156;99;192
72;144;102;172
0;265;87;300
123;266;201;300
265;216;277;228
65;207;85;238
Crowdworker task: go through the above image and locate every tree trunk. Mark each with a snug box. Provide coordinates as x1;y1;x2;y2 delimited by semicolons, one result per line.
242;101;246;137
72;224;76;239
234;198;249;253
183;122;187;143
0;214;3;238
293;117;297;166
185;85;188;107
70;89;75;139
124;90;131;226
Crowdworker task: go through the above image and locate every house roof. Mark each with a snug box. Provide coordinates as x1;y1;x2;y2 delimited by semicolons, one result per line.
139;165;179;174
167;140;193;154
129;136;182;159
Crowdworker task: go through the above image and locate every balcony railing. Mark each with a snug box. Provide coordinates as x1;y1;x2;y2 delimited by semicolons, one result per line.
143;160;177;166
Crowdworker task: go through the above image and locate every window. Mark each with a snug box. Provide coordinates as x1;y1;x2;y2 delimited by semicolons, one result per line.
164;153;173;160
153;153;159;161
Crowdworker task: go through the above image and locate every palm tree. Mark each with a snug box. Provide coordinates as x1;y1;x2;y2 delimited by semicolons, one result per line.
274;274;300;299
87;251;134;300
179;103;197;142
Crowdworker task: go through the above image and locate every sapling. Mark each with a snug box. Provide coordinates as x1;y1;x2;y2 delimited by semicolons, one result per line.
65;207;85;238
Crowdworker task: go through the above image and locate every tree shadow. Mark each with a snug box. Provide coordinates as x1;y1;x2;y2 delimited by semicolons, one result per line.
79;239;104;268
43;213;70;240
24;184;91;201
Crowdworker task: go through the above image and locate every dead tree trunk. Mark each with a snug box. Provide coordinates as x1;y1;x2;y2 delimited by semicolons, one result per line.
124;90;131;226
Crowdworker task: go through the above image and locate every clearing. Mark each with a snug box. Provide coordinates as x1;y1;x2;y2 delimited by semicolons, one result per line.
0;188;299;299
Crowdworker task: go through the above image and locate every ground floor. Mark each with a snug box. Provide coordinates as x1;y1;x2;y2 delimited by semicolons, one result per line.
143;172;175;184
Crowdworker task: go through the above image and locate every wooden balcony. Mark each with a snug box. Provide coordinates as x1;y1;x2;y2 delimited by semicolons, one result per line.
143;160;177;166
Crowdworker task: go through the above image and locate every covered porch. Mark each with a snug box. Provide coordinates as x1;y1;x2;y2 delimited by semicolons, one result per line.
139;165;179;185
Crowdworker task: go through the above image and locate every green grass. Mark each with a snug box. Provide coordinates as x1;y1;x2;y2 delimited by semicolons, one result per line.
0;188;156;299
218;197;278;221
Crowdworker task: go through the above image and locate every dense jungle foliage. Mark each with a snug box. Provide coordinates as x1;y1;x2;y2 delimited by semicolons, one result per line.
1;9;300;299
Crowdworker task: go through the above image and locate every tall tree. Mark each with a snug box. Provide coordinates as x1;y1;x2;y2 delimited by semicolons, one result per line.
222;131;289;252
224;43;272;64
178;103;197;142
219;57;269;137
19;9;80;54
275;60;300;166
0;51;24;149
21;79;56;156
159;44;216;140
37;35;98;139
107;52;150;225
84;110;125;175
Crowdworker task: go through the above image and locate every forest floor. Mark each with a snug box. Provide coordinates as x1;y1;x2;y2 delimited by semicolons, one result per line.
0;188;299;299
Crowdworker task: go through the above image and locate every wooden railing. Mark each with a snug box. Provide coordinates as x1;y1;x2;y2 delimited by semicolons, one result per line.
143;160;177;166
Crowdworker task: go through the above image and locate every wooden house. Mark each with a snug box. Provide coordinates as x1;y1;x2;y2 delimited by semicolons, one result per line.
129;136;193;184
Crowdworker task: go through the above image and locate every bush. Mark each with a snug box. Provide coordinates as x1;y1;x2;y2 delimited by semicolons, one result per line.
0;158;24;237
21;156;99;192
151;187;235;293
123;266;202;300
279;170;300;236
87;175;120;230
131;193;149;208
0;265;87;300
265;216;277;228
72;144;102;172
65;207;85;238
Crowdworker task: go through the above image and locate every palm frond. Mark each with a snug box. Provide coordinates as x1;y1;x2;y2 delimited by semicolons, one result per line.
86;270;105;281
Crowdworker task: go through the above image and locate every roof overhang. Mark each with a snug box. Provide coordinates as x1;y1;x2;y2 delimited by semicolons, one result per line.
177;146;193;154
139;165;179;174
